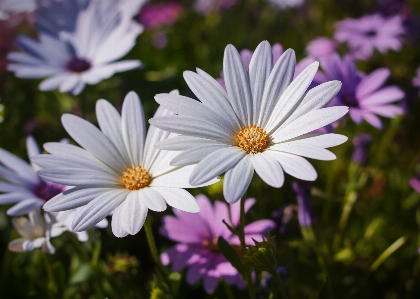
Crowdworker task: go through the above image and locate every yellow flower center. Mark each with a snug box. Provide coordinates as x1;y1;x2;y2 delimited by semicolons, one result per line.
235;125;270;154
121;166;152;190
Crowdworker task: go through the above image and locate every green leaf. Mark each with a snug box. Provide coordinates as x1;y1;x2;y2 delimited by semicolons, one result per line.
217;236;245;275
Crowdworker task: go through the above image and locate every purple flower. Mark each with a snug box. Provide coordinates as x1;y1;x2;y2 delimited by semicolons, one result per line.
305;37;337;59
352;133;372;164
271;204;296;234
316;54;404;128
160;195;275;294
410;176;420;194
292;181;314;227
194;0;236;15
138;2;182;29
334;14;405;60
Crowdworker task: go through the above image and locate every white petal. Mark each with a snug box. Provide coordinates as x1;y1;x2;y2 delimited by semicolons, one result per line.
111;205;129;238
272;106;349;143
72;189;127;232
120;192;148;235
121;92;146;166
43;187;113;212
267;151;317;181
270;143;336;160
155;135;225;151
223;155;254;203
138;188;167;212
184;70;240;128
26;136;41;172
0;182;31;193
190;147;245;186
8;238;26;252
0;147;38;183
153;187;200;213
95;99;130;162
265;61;320;133
281;80;342;127
61;114;127;172
151;165;218;188
249;41;272;123
224;44;253;125
251;153;284;188
280;133;348;148
149;115;233;141
155;93;237;132
37;168;120;186
0;193;32;204
258;49;296;127
7;199;43;216
0;165;35;187
170;144;228;166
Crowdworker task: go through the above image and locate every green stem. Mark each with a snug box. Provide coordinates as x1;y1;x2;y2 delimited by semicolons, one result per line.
239;197;255;299
41;252;57;298
269;268;288;299
144;218;173;298
223;280;236;299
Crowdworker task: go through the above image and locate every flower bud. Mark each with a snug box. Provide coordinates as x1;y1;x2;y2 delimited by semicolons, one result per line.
243;235;277;272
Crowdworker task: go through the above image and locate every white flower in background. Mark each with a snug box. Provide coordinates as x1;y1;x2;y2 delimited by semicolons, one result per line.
268;0;305;9
0;0;35;20
34;91;217;238
149;41;348;204
8;0;142;95
35;0;145;37
9;209;55;254
0;136;65;216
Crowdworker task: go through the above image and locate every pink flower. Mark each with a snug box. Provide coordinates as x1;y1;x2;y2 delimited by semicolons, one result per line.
305;37;337;59
316;54;404;129
334;14;405;60
410;177;420;194
138;2;182;29
160;195;275;293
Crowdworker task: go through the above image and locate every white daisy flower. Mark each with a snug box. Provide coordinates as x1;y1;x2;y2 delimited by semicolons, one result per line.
0;136;65;216
34;91;217;238
9;209;55;254
8;0;142;95
0;0;35;20
149;41;349;204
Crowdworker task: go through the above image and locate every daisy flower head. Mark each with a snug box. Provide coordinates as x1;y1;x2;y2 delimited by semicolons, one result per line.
8;0;142;95
0;136;65;216
9;209;55;254
35;91;217;238
149;41;349;204
160;195;275;293
316;53;404;129
334;14;405;60
0;0;35;20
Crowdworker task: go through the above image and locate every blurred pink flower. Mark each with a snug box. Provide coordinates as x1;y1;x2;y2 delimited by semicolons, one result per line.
194;0;236;15
160;195;275;293
410;177;420;194
305;37;337;59
334;14;405;60
138;2;182;29
316;54;404;128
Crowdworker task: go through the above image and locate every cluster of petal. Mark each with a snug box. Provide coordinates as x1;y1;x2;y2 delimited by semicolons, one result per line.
0;0;35;20
194;0;236;15
305;37;338;59
150;41;348;203
36;91;216;238
267;0;305;9
138;2;182;29
0;136;65;216
9;209;55;254
8;0;142;95
160;195;275;293
334;14;405;60
316;54;404;129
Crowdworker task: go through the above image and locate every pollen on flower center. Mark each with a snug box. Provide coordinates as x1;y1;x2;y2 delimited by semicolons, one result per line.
235;125;270;154
121;166;151;190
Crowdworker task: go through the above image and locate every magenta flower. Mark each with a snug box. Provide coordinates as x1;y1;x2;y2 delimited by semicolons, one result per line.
305;37;337;59
316;54;404;128
138;2;182;29
334;14;405;60
194;0;236;15
160;195;275;293
410;176;420;194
